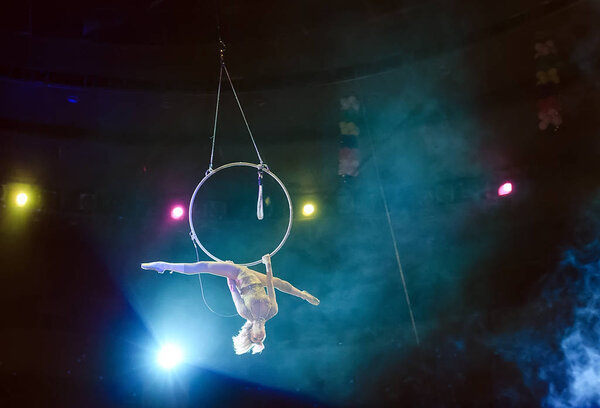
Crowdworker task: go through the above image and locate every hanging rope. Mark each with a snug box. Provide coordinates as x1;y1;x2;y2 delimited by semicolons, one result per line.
359;89;420;346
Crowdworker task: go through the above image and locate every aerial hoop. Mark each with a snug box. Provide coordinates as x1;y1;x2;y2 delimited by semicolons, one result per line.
189;162;293;267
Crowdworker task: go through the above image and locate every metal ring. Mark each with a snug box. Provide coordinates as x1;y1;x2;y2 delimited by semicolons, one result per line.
188;162;293;267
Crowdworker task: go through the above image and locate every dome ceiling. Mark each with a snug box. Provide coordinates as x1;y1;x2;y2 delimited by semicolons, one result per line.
0;0;581;89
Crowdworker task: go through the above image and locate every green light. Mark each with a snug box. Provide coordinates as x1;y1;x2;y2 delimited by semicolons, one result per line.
16;192;28;207
302;203;315;217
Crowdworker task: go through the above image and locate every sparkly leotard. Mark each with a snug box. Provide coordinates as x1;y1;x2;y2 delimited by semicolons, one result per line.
236;267;275;320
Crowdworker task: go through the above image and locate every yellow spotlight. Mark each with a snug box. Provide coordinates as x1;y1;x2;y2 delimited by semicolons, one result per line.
16;192;28;207
302;203;315;217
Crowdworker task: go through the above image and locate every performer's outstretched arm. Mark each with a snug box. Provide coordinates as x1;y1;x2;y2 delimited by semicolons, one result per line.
262;255;276;304
251;264;320;306
141;261;240;279
273;277;320;305
262;254;279;319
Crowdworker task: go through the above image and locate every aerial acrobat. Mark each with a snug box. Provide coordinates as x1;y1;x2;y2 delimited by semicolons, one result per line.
141;255;319;354
142;38;320;354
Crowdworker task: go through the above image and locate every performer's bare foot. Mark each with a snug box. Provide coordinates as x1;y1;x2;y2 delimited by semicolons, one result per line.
141;262;168;274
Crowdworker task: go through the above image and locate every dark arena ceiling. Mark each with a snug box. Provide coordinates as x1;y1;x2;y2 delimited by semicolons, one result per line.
1;1;600;407
0;0;584;90
0;0;590;144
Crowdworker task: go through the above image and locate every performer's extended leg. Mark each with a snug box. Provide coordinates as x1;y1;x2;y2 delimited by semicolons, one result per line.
141;261;240;280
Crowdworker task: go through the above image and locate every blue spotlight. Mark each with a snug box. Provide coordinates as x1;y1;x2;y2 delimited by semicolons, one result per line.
67;96;80;104
157;344;183;370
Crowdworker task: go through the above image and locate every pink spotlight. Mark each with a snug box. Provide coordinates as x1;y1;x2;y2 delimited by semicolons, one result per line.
170;205;185;220
498;182;513;196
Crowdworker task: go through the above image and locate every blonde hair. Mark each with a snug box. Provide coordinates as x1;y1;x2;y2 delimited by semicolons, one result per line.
232;320;266;355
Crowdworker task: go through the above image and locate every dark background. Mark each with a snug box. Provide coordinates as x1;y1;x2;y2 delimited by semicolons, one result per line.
1;0;600;406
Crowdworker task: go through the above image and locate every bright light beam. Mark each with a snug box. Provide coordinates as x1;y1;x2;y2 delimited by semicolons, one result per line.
16;192;28;207
302;203;315;217
170;206;185;220
498;182;513;196
157;344;183;370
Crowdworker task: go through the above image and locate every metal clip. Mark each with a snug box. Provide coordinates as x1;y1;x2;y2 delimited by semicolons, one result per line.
218;39;227;64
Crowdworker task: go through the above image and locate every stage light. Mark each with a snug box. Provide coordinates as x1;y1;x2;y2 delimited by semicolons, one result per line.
2;183;40;210
157;344;183;370
170;206;185;220
302;203;315;217
67;96;79;104
15;192;28;207
498;182;513;196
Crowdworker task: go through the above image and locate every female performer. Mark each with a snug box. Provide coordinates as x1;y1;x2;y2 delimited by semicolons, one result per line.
141;255;319;354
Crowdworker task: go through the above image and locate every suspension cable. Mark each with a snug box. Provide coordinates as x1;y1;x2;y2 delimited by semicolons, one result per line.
359;88;420;346
207;39;265;169
222;64;264;164
208;63;223;172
